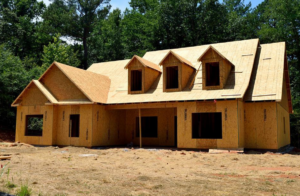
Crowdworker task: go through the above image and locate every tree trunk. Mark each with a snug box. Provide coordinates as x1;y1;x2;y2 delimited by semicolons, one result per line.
83;28;89;70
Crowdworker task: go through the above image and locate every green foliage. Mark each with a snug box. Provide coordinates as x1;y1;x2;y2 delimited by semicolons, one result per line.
41;34;80;72
0;45;30;128
27;117;43;132
16;185;32;196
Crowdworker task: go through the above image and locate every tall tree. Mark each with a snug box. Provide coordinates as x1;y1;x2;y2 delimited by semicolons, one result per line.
0;0;49;64
42;0;111;69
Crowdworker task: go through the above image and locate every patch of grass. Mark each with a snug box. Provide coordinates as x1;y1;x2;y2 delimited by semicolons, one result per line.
5;181;17;189
54;194;67;196
265;181;273;186
287;179;295;184
16;185;32;196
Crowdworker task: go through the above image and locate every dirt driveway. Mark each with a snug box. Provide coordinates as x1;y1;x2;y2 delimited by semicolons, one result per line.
1;144;300;196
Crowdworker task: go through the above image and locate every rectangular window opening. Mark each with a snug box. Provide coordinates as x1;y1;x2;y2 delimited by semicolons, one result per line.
206;62;220;86
25;115;43;136
166;66;179;89
131;70;142;91
70;115;80;137
136;116;158;138
192;113;222;139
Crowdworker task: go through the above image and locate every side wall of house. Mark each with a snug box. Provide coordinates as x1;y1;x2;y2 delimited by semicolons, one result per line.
92;105;127;147
177;100;239;149
238;100;245;148
16;105;54;145
244;102;278;149
54;105;93;147
125;108;177;147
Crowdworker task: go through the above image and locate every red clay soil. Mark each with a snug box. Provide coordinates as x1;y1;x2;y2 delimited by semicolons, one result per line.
0;129;15;142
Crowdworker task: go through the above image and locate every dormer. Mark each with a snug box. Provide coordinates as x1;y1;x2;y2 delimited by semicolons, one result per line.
159;51;196;92
125;55;161;94
198;46;233;90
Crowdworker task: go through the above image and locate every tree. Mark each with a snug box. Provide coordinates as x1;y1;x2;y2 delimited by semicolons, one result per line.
89;9;125;62
41;34;81;71
42;0;111;69
0;45;30;128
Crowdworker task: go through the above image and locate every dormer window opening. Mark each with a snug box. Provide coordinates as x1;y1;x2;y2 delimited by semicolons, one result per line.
131;70;142;91
206;62;220;86
166;66;179;89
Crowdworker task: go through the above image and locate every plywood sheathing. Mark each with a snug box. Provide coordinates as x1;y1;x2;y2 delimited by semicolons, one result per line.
244;102;278;149
92;105;126;147
125;55;161;72
12;80;58;106
200;47;233;90
88;39;259;104
55;105;93;147
159;50;194;68
244;43;288;104
126;57;161;94
15;105;54;145
177;100;239;149
277;103;290;149
125;108;176;147
39;62;111;103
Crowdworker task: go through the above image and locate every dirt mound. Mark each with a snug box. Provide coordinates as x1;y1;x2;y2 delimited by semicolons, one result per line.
0;129;15;142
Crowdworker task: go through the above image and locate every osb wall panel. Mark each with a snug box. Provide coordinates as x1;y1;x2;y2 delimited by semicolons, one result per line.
223;60;232;86
238;100;244;148
145;67;160;92
15;106;54;145
244;102;278;149
92;105;126;146
181;63;195;89
177;100;239;149
40;65;88;101
55;105;93;147
20;83;49;106
277;103;290;148
125;108;176;147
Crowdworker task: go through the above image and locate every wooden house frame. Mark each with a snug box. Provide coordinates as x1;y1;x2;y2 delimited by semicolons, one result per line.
12;39;293;150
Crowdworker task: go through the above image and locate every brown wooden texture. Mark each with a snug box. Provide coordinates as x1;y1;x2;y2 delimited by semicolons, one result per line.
18;83;49;106
277;103;290;149
244;102;278;149
40;65;89;101
125;108;176;147
15;105;54;145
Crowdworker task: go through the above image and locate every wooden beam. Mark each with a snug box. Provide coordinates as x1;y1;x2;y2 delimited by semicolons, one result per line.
105;102;177;110
139;108;142;148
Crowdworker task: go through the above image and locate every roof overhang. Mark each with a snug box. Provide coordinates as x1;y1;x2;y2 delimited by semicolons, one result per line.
124;55;162;72
159;50;195;69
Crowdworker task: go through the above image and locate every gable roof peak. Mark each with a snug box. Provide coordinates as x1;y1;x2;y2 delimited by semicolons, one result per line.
197;45;233;66
159;50;195;69
124;55;161;72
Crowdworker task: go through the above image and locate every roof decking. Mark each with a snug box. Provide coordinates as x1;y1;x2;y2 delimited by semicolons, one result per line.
88;39;259;104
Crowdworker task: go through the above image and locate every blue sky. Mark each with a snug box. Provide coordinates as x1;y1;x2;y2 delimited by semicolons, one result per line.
39;0;264;11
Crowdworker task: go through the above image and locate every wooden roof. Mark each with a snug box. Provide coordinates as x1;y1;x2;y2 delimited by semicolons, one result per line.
124;55;161;72
159;51;194;68
89;39;260;104
12;80;58;106
40;62;111;103
244;42;292;110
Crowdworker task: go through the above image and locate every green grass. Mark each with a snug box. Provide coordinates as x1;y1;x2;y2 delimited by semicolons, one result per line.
16;185;32;196
5;181;17;189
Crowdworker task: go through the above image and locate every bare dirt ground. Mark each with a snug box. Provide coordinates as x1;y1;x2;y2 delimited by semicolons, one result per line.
1;144;300;196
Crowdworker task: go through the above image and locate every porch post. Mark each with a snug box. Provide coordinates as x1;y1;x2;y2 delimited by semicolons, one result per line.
139;108;142;148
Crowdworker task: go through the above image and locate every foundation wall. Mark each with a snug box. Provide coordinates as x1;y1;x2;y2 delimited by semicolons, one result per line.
244;102;278;149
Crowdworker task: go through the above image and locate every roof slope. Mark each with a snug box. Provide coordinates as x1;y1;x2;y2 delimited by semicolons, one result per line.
125;55;161;72
245;42;286;101
41;62;111;103
88;39;259;104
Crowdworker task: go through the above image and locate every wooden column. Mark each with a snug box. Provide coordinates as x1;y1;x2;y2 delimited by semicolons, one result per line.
139;108;142;148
